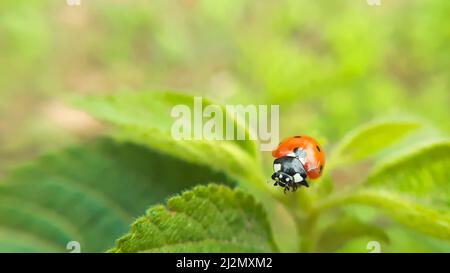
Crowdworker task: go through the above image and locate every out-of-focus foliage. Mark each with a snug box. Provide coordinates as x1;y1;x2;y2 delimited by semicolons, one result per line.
74;92;263;189
316;214;390;253
330;120;421;167
0;0;449;252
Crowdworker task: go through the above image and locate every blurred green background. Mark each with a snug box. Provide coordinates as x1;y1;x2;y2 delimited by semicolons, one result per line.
0;0;449;252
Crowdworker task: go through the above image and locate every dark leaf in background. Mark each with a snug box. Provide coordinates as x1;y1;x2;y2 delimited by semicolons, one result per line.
0;139;232;252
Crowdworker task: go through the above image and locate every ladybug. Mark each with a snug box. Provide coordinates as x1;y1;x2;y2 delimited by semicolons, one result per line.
271;135;325;193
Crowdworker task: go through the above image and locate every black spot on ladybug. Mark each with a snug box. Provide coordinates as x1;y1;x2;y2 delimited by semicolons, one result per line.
316;145;321;152
294;135;302;138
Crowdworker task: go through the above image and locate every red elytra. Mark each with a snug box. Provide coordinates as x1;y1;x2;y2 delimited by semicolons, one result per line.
272;135;325;180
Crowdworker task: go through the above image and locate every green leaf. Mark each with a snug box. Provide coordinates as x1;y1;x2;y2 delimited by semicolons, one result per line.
385;226;450;253
330;120;421;168
319;140;450;240
367;140;450;206
0;139;231;252
110;184;278;253
336;190;450;241
73;92;264;189
316;214;389;252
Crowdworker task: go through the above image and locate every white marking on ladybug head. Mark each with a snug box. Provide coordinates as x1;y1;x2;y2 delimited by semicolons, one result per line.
273;163;281;172
293;173;303;182
285;177;290;182
279;174;283;179
296;149;307;158
299;157;306;165
287;152;296;157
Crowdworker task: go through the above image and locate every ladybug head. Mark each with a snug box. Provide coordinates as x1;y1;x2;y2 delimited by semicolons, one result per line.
272;156;309;189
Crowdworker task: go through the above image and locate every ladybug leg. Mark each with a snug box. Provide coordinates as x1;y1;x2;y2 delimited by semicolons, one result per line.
271;172;280;186
285;180;296;192
300;180;310;188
